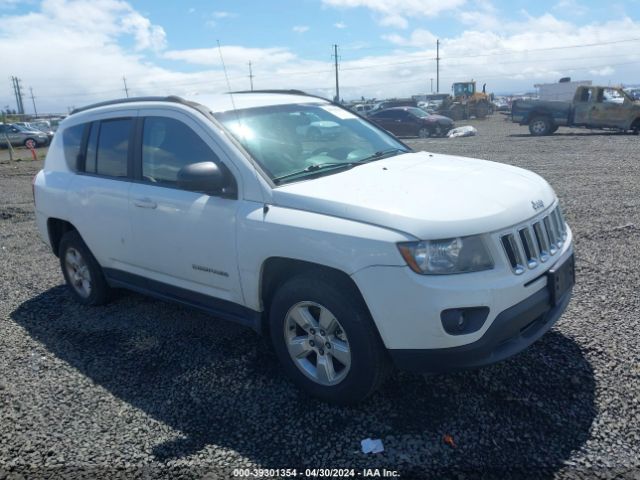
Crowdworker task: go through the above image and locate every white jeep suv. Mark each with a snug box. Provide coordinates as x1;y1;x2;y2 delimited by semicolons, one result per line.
33;92;575;404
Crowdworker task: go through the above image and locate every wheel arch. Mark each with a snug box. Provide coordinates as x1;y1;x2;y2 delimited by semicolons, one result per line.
47;218;77;257
259;257;370;333
527;110;554;124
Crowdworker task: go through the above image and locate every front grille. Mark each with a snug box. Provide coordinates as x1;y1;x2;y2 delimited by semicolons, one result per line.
500;206;567;275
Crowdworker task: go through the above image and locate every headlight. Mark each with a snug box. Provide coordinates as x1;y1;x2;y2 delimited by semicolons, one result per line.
397;235;494;274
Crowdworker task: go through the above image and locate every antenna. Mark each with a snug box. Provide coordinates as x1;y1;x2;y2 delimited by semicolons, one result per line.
216;40;237;112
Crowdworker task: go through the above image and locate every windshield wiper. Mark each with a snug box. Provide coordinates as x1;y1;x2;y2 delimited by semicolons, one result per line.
356;148;408;164
273;162;358;184
272;149;409;184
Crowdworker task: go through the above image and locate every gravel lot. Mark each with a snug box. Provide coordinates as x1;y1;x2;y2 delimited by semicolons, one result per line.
1;115;639;479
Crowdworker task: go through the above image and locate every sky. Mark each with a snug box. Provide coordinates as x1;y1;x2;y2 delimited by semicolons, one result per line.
1;0;639;113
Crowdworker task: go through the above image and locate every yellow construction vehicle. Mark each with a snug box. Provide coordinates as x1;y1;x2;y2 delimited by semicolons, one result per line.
441;81;492;120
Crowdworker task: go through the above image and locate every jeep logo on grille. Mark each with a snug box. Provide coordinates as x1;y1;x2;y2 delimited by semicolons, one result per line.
531;200;545;211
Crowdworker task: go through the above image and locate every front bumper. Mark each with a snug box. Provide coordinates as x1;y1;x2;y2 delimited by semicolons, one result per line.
388;281;572;373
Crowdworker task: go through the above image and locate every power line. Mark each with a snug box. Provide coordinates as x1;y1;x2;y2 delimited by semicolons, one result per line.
333;44;340;102
10;76;25;114
122;76;129;98
436;39;440;92
29;87;38;117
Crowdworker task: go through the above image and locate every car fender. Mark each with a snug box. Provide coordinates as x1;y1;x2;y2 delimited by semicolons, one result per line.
236;202;413;311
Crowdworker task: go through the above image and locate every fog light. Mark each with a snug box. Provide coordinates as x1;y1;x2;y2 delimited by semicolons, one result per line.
441;307;489;335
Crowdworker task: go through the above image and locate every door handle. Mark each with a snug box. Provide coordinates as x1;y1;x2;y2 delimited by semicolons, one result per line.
134;198;157;209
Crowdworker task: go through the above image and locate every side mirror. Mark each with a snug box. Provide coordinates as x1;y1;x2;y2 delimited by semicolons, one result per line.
177;161;225;196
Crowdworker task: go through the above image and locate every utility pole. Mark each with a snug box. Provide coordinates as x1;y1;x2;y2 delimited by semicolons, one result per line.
332;44;340;103
248;61;254;91
29;87;38;117
436;39;440;93
11;76;25;115
122;76;129;98
430;78;434;93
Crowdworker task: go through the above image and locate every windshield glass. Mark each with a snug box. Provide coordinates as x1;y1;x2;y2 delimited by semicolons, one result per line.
406;107;429;118
214;103;409;185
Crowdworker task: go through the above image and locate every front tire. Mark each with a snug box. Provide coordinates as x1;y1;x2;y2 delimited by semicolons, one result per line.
529;116;554;136
418;127;429;138
269;272;389;404
59;230;110;305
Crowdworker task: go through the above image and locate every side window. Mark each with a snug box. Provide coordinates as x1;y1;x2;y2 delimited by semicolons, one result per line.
62;124;85;171
141;116;219;186
96;118;131;177
601;88;624;104
578;88;592;103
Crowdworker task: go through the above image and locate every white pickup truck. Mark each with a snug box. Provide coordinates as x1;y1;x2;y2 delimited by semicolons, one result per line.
33;91;575;404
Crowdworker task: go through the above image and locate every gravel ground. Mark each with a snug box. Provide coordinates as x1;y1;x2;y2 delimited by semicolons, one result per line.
1;115;639;479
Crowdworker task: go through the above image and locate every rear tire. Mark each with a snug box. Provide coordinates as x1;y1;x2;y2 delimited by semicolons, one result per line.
529;116;553;136
59;230;110;306
269;272;390;405
631;120;640;135
24;138;37;149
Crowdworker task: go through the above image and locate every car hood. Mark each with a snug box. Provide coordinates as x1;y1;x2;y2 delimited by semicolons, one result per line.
272;151;556;239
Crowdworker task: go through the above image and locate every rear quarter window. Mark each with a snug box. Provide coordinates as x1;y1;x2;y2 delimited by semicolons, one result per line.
62;124;85;171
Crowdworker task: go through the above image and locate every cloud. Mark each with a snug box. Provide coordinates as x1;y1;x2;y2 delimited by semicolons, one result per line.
322;0;467;28
292;25;310;33
553;0;589;16
382;28;437;47
334;21;347;28
212;11;235;18
458;0;500;30
378;14;408;29
1;1;638;112
590;66;615;76
164;46;297;67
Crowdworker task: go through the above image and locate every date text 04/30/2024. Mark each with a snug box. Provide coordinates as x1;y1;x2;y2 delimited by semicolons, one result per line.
232;468;400;478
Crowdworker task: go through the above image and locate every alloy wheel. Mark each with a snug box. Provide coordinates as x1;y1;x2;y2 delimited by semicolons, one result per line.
284;301;351;386
64;247;92;298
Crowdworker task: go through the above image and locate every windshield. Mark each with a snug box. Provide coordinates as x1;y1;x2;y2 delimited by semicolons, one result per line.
406;107;429;118
13;124;34;132
214;103;409;185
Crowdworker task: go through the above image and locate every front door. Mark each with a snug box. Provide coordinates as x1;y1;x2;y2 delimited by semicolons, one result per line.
590;88;630;129
127;110;243;305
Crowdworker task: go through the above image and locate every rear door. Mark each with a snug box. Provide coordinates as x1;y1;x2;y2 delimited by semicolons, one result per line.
126;109;244;306
572;87;596;125
66;114;136;269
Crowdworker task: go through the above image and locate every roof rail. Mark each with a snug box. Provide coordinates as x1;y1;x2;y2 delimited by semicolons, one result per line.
70;96;190;115
230;89;333;103
230;89;308;95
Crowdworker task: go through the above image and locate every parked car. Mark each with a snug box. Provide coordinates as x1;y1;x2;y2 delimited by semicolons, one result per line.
367;98;418;116
512;85;640;135
34;92;574;404
291;111;341;140
14;122;56;142
369;107;454;137
352;103;375;115
0;123;50;148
